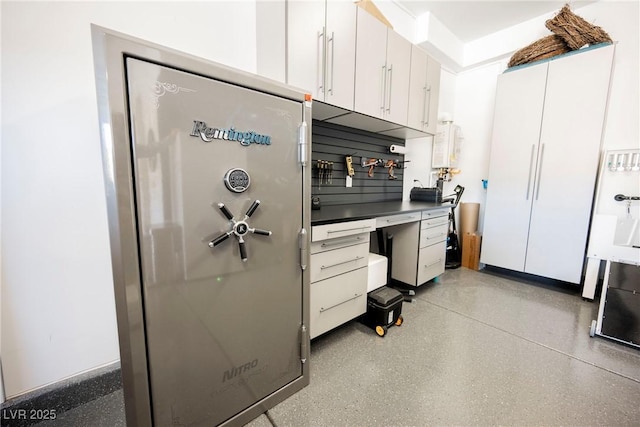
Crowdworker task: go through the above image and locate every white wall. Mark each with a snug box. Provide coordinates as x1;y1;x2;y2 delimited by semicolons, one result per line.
1;0;257;399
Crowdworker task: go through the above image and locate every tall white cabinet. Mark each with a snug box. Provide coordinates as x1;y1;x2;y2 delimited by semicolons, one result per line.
481;44;615;284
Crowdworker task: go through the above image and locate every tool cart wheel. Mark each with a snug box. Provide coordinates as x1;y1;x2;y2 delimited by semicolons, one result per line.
589;320;597;337
375;325;387;337
395;315;404;326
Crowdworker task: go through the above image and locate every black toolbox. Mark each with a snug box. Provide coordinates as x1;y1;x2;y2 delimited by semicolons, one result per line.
363;286;404;337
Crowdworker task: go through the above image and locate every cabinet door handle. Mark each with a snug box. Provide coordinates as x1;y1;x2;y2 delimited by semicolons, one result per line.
320;293;362;313
386;64;393;113
326;226;370;234
321;236;363;248
380;65;387;112
386;215;417;224
328;31;335;95
535;144;545;201
424;259;442;269
425;232;445;240
320;256;365;270
526;144;535;200
423;86;432;129
318;27;326;94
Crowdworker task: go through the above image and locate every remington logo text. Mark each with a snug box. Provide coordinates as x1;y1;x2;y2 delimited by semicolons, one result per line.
190;121;271;146
222;359;259;383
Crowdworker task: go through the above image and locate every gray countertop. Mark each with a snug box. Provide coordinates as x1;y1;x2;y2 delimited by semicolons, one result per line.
311;200;452;225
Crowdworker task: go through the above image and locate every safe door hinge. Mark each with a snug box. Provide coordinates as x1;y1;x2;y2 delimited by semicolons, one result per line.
299;228;308;271
298;121;308;167
300;324;309;364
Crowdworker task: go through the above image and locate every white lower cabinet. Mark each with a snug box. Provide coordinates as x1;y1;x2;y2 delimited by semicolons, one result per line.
310;220;372;339
310;268;368;339
389;210;448;287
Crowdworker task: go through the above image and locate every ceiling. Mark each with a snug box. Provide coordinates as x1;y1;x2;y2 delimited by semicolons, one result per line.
394;1;598;42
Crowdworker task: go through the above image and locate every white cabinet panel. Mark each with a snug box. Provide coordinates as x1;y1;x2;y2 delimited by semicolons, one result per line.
312;218;375;241
407;46;441;134
481;45;615;284
310;241;369;283
287;0;355;110
417;242;446;286
525;45;615;283
384;29;411;125
287;0;325;100
310;268;367;339
324;0;357;110
481;62;547;273
354;6;387;118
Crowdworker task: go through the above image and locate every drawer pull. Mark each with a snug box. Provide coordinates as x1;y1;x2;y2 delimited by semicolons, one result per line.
320;293;362;313
327;226;371;234
385;215;417;223
320;256;365;270
424;259;442;268
426;232;445;240
321;237;363;248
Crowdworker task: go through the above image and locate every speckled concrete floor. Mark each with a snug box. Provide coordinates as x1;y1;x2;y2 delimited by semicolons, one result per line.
35;268;640;426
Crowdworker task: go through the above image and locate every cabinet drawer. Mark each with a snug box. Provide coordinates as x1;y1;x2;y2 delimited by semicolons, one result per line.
312;218;376;242
310;233;370;255
419;223;448;248
421;216;449;230
422;208;449;220
310;242;369;283
310;268;368;339
375;212;421;228
417;241;446;285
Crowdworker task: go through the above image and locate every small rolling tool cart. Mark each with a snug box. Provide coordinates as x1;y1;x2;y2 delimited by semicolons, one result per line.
363;286;404;337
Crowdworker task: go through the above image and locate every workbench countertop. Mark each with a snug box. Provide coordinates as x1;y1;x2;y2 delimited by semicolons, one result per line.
310;200;451;226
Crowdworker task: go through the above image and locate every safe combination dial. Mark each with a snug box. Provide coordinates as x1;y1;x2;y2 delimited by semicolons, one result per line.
208;200;272;262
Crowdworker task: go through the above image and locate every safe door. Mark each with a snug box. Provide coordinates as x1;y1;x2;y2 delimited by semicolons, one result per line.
122;56;307;426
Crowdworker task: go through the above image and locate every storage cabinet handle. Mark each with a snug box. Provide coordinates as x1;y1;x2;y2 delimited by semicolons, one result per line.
535;144;545;201
321;236;363;248
320;293;363;313
424;86;432;128
318;27;326;93
526;144;535;200
424;259;442;269
380;65;387;111
386;215;417;223
328;31;335;95
386;64;393;113
320;256;365;270
327;226;370;234
425;232;445;240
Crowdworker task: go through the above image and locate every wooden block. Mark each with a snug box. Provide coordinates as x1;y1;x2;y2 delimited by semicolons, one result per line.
462;232;482;270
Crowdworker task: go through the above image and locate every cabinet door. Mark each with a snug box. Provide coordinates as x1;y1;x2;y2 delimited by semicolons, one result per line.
384;30;411;125
287;0;326;100
354;6;387;119
480;62;548;272
424;55;441;134
525;45;614;283
324;1;356;110
407;45;428;131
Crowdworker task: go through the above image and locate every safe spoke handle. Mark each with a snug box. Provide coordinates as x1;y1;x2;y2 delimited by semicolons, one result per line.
238;237;248;262
251;228;272;236
209;232;232;247
245;200;261;217
218;203;235;221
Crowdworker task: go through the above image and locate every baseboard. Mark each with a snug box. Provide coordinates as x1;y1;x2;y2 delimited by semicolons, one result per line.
0;362;122;427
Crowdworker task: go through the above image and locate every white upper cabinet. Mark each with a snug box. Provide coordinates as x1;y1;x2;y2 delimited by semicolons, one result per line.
407;45;441;134
287;0;356;110
354;6;411;125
